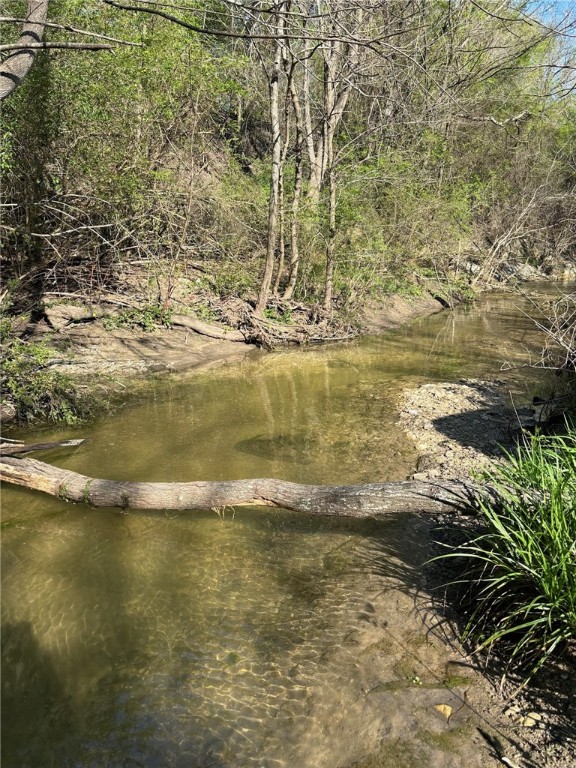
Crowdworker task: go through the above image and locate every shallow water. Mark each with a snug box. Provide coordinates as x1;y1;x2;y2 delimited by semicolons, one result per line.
1;285;566;767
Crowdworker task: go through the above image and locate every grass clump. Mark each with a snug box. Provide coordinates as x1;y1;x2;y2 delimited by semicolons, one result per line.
1;320;95;424
438;428;576;687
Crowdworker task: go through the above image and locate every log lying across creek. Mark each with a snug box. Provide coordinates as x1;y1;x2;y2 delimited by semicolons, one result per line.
0;444;478;516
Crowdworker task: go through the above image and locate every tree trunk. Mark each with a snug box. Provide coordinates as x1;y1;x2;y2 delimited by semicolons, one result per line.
255;8;285;315
0;455;475;517
283;61;304;301
0;0;48;100
323;130;336;313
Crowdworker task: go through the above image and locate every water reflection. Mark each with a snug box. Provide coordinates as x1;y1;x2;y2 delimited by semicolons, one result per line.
1;286;564;767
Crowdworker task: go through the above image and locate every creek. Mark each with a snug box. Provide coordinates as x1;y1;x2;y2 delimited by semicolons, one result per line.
0;285;564;768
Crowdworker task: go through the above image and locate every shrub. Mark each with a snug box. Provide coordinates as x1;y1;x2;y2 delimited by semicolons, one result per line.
102;305;173;332
1;321;95;424
436;428;576;688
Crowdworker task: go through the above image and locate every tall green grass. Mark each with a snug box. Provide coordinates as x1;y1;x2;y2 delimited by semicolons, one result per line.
438;427;576;687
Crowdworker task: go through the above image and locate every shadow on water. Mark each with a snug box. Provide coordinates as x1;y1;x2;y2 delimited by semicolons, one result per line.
1;621;75;767
1;507;174;768
356;512;575;768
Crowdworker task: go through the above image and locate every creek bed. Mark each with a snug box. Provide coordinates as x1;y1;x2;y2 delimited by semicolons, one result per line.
1;285;563;768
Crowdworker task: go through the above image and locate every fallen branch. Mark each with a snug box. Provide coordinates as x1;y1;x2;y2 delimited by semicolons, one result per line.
171;314;246;342
0;42;113;52
0;455;476;516
0;438;86;456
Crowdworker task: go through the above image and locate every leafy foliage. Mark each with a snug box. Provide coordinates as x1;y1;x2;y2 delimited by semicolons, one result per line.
102;305;173;332
1;1;575;311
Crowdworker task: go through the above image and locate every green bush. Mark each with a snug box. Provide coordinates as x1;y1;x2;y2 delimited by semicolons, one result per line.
436;428;576;687
102;305;173;332
1;321;94;424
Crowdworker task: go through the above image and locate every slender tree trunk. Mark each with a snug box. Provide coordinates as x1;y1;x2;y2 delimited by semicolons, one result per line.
283;62;304;300
322;49;336;312
283;141;303;300
255;8;285;315
273;86;291;295
303;48;322;204
324;147;336;313
272;155;286;296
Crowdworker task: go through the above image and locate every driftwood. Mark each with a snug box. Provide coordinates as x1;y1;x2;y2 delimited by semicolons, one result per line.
0;454;476;516
0;438;86;457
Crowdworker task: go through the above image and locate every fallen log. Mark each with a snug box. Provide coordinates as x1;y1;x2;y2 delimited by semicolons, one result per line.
0;455;477;516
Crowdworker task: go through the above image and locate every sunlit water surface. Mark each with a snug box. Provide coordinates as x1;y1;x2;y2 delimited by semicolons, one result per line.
1;286;566;767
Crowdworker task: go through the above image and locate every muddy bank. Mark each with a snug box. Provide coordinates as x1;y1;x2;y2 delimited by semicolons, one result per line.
359;293;447;333
27;291;447;379
32;317;260;378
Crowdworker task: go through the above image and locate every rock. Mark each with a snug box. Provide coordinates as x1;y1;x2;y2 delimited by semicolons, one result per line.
0;400;17;423
525;711;542;722
434;703;453;720
520;715;538;727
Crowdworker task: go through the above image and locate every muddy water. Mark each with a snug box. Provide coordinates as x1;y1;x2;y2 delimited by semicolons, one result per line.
1;286;562;767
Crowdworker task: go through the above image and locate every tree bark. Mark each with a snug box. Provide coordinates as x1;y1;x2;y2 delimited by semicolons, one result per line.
0;455;475;517
255;7;286;315
0;0;49;100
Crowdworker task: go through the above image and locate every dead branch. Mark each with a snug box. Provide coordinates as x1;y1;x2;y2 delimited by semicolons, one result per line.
0;42;113;52
0;438;86;456
0;17;142;46
171;314;247;342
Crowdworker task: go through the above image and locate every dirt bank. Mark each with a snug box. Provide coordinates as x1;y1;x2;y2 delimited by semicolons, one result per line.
31;316;261;378
27;292;447;379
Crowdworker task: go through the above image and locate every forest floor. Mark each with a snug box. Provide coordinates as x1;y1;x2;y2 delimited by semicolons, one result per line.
397;379;576;768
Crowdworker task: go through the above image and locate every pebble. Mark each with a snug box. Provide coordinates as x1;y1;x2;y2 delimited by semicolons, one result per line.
399;378;519;481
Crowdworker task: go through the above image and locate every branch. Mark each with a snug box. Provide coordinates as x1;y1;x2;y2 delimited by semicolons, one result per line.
455;110;531;128
0;439;86;456
0;42;113;52
100;0;413;46
0;17;142;45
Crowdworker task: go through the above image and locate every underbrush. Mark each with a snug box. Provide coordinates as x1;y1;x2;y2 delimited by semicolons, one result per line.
436;428;576;689
1;320;97;424
102;304;173;332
